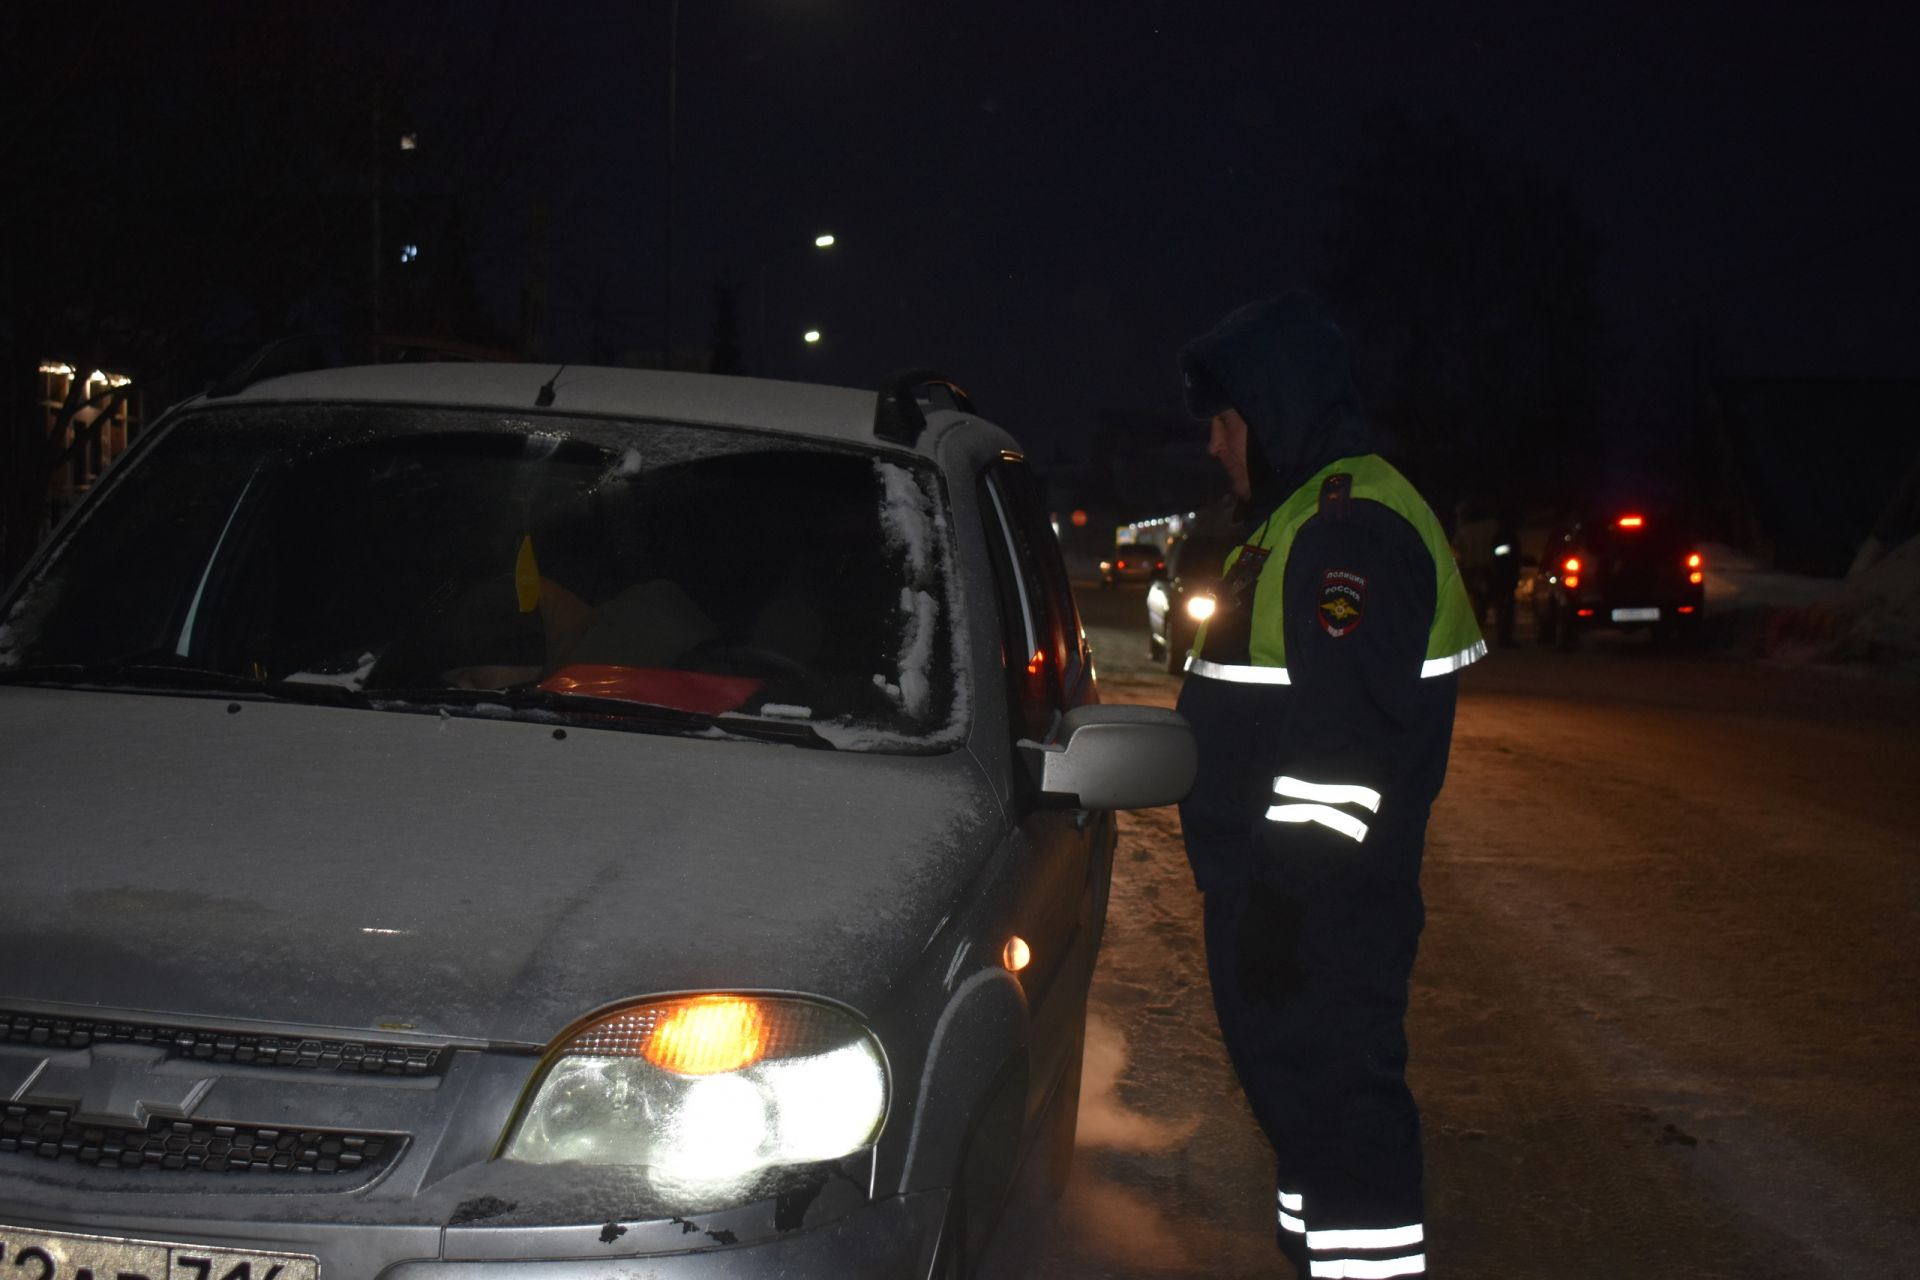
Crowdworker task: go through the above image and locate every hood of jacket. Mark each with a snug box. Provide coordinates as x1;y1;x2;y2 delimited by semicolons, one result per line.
1179;291;1374;508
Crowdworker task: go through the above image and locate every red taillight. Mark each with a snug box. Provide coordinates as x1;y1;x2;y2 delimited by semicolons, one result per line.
1156;560;1165;570
1576;608;1595;617
1563;557;1581;574
1617;514;1645;528
1689;571;1703;585
1116;559;1128;570
1686;552;1702;569
1678;605;1696;614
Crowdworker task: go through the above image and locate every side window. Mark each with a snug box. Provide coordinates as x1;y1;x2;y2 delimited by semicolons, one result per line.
992;458;1087;696
980;468;1060;742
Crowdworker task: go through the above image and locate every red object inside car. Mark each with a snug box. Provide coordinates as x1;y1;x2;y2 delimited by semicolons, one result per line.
540;664;764;715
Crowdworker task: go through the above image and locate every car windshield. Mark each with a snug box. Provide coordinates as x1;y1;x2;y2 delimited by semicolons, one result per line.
0;404;964;751
1580;517;1693;564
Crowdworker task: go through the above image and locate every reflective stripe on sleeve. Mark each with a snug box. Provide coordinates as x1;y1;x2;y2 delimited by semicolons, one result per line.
1279;1192;1304;1212
1420;639;1487;678
1186;656;1291;684
1265;803;1369;843
1273;776;1382;812
1307;1254;1426;1278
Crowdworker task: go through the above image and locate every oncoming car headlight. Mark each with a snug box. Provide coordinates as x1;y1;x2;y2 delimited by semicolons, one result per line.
501;995;888;1188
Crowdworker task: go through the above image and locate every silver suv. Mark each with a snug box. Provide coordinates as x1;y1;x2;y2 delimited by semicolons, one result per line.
0;361;1195;1278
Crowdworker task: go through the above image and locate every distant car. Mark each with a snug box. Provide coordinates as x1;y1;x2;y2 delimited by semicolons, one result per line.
0;359;1198;1277
1145;530;1239;673
1520;510;1705;649
1097;542;1163;589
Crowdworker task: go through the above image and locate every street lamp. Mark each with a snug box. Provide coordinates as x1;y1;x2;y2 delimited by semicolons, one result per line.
757;233;838;371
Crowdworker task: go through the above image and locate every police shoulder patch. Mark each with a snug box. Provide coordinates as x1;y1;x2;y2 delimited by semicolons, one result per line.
1317;568;1366;636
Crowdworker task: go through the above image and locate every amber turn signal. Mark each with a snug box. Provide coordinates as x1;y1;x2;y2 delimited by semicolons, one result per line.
641;995;769;1075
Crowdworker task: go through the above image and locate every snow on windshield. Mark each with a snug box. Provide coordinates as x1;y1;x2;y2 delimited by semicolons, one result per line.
869;461;950;726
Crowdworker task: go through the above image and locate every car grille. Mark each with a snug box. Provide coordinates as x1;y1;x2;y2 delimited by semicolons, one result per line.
1;1009;443;1076
2;1103;403;1176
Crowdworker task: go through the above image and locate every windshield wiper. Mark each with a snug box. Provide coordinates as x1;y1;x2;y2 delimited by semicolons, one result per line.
0;665;834;747
372;685;836;749
0;662;257;692
0;662;372;705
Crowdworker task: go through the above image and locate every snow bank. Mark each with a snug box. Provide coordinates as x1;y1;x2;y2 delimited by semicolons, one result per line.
1694;534;1920;672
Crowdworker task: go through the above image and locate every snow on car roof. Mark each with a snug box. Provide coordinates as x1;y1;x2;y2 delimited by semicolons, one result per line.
214;363;915;452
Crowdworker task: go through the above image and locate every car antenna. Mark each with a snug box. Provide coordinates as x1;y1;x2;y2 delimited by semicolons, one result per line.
535;363;567;407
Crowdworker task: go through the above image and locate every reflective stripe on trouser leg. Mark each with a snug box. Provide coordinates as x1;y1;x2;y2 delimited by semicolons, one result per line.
1278;1190;1305;1235
1306;1222;1425;1278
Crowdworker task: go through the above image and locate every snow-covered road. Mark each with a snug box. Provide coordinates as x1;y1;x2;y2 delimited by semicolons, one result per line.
981;586;1920;1279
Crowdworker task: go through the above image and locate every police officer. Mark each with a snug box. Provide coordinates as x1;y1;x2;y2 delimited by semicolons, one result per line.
1174;293;1483;1280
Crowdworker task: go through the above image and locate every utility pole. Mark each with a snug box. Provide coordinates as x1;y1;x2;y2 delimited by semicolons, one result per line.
370;82;384;337
663;0;680;369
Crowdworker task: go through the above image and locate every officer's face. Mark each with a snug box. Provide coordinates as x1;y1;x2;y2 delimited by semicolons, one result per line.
1208;409;1251;501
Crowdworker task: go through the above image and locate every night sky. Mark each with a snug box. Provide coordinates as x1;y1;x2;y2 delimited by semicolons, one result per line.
337;3;1919;457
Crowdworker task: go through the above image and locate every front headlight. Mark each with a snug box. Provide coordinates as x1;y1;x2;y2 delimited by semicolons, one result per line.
502;995;887;1190
1185;593;1217;622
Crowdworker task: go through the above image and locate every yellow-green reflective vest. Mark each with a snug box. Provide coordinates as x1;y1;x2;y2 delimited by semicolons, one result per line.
1188;454;1486;684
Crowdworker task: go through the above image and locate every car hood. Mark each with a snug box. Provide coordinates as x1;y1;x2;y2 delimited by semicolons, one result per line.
0;687;1000;1046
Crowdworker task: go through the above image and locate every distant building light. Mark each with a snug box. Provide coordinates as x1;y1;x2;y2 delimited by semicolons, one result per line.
399;133;418;151
88;369;132;388
38;362;76;377
400;244;420;263
803;329;822;344
814;233;835;248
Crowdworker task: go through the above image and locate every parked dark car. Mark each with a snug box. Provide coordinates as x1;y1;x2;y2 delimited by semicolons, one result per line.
1519;510;1706;650
1145;530;1239;673
0;362;1197;1278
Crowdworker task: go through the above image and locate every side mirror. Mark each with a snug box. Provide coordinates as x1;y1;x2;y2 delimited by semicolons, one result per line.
1018;705;1196;809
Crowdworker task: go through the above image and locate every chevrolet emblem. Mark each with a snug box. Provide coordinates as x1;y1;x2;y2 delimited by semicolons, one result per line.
12;1045;215;1127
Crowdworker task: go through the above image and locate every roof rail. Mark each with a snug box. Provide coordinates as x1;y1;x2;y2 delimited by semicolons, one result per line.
205;333;509;400
874;369;974;445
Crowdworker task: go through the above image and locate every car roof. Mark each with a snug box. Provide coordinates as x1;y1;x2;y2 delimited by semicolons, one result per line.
202;363;920;454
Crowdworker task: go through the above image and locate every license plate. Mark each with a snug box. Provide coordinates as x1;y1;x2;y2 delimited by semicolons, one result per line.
1611;607;1660;622
0;1224;318;1280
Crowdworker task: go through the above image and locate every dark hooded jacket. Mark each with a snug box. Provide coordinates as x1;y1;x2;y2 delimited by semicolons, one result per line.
1180;291;1374;511
1174;292;1462;894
